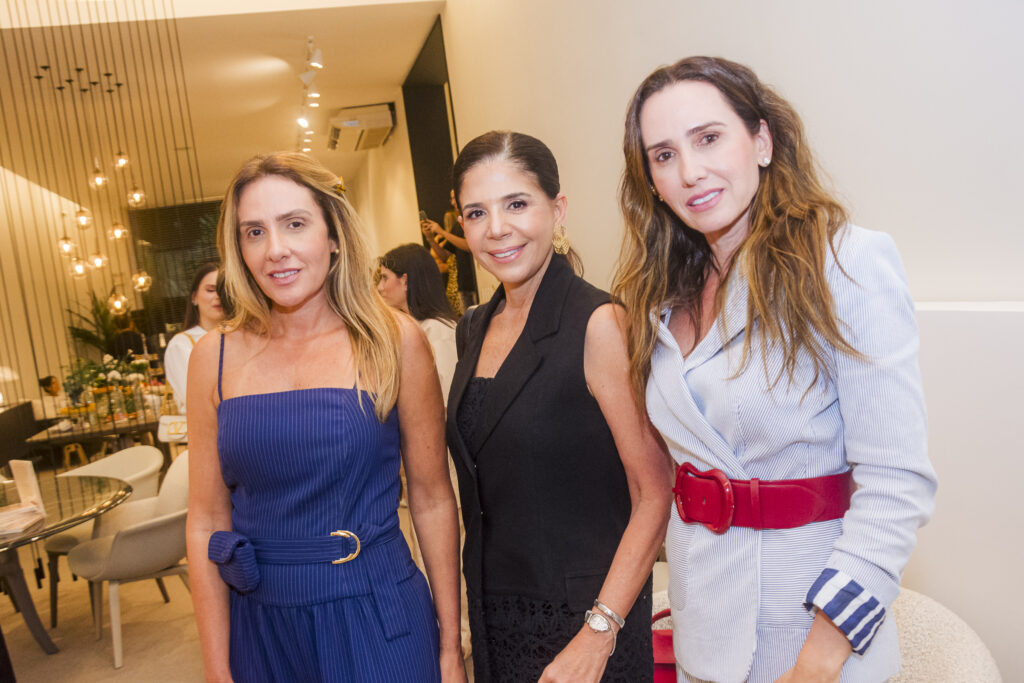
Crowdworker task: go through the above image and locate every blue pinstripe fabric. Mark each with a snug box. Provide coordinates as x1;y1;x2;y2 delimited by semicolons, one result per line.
216;370;441;682
649;226;936;682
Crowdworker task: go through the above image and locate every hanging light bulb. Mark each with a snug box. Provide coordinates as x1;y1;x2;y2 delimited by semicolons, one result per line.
58;235;75;255
115;151;129;168
91;167;108;188
109;223;128;240
131;270;153;292
75;208;92;228
87;252;108;269
297;111;310;128
107;291;129;314
127;186;146;208
69;258;88;278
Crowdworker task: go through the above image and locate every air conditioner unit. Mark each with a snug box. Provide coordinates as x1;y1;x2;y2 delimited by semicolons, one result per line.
327;103;395;152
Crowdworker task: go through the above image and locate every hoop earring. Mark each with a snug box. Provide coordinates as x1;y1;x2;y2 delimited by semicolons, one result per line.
552;225;570;255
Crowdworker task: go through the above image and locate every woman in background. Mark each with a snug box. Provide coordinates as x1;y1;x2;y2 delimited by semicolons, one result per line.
447;130;671;683
186;152;465;682
163;262;223;412
378;243;458;403
614;56;937;682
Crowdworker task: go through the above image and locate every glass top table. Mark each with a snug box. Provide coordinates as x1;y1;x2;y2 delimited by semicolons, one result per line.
0;475;132;653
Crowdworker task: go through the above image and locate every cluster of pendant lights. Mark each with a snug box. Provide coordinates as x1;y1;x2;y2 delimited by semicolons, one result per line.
296;36;324;153
59;150;152;307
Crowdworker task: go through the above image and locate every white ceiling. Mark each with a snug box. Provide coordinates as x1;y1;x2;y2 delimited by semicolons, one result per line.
0;1;443;205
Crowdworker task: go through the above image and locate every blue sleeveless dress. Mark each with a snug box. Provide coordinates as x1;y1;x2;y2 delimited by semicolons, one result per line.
211;336;441;682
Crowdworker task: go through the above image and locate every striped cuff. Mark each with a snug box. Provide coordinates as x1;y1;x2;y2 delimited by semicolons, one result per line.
804;568;886;654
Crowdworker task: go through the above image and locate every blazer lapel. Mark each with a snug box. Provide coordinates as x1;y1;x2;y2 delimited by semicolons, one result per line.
685;263;750;369
650;264;752;477
447;294;501;479
467;256;572;456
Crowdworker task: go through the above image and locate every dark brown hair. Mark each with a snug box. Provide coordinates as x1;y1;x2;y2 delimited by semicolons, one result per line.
613;56;856;406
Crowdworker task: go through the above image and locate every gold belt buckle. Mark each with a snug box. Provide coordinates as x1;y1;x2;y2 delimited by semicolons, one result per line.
330;530;361;564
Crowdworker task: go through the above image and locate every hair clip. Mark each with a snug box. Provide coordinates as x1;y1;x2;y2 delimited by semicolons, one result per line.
332;180;346;196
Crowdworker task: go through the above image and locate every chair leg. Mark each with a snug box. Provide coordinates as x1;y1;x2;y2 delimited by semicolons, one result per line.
179;571;190;594
155;577;170;603
48;552;60;628
90;581;103;640
109;580;123;669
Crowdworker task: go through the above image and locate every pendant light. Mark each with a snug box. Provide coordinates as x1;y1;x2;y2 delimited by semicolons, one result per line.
131;270;153;292
127;186;146;208
109;223;128;240
75;207;92;228
69;258;87;278
87;252;108;269
58;236;75;255
107;291;129;314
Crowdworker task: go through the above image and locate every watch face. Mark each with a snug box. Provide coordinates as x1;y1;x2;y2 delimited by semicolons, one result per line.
585;610;611;632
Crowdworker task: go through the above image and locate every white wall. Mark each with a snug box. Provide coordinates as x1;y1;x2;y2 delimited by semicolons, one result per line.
904;307;1023;679
442;0;1022;677
347;89;422;257
442;0;1023;301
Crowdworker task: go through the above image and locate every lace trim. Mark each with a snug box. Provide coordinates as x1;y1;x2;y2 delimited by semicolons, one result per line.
469;593;653;683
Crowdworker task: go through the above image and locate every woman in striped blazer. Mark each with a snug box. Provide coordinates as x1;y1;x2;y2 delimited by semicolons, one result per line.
613;57;937;682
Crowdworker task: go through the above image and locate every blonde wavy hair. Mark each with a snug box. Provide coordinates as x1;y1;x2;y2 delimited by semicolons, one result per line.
217;152;400;420
613;56;858;408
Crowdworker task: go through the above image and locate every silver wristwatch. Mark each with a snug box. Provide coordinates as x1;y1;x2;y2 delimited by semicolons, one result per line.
584;610;616;656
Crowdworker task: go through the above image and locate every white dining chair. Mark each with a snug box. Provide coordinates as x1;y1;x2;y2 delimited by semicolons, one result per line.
45;445;164;627
68;450;189;669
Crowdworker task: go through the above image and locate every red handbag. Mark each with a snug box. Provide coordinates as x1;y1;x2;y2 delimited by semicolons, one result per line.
652;608;675;682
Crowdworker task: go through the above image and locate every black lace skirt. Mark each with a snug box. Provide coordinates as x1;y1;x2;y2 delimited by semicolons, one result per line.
468;589;653;683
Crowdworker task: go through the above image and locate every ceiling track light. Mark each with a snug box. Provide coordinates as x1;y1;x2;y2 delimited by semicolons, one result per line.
297;112;310;129
307;37;323;70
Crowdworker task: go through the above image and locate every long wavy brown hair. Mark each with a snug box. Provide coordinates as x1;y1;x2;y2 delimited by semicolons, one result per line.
612;56;858;407
217;152;401;420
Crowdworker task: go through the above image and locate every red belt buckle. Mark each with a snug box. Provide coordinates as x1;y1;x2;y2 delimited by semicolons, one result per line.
673;462;735;534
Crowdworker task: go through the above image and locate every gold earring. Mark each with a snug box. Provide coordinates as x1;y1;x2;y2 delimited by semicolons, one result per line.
552;225;570;255
649;184;663;201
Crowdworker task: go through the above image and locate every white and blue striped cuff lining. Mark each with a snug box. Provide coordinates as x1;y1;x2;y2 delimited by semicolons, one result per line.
804;567;886;655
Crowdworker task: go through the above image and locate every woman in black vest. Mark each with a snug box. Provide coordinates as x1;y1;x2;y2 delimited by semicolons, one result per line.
446;131;672;683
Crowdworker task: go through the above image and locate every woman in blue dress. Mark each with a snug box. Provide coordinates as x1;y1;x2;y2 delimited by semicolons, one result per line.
186;152;466;682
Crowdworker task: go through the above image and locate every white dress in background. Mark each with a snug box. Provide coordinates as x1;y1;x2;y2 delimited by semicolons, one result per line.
418;317;457;406
163;325;208;412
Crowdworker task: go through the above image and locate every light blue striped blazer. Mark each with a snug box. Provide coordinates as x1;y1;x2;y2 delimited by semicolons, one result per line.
647;225;937;682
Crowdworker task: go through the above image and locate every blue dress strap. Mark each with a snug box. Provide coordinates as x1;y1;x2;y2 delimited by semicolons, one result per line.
217;332;225;401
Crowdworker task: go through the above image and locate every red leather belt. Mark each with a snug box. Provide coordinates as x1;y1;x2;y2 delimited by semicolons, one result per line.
673;462;853;534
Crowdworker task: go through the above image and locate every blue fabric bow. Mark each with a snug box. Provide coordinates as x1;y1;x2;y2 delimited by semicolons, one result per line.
208;531;260;594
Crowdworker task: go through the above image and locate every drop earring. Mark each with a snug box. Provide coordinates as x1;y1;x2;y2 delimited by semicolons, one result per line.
552;225;570;255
